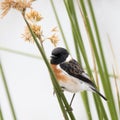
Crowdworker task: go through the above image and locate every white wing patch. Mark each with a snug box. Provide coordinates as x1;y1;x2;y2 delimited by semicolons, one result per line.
81;72;90;79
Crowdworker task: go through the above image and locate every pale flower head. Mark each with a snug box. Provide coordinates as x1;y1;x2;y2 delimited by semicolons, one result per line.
48;33;59;47
51;26;58;32
0;0;35;18
25;9;43;22
22;24;41;42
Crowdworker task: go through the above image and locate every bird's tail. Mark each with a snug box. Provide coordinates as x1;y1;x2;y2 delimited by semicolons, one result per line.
91;87;107;101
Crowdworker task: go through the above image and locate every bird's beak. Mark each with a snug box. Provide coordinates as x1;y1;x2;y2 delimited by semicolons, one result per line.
50;55;57;59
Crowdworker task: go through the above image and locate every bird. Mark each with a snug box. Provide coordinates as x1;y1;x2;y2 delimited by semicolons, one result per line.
50;47;107;105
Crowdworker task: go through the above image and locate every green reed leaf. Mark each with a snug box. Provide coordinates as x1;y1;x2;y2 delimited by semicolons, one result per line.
0;61;17;120
0;46;41;59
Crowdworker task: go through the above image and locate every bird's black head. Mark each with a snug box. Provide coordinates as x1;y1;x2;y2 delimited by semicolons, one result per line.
50;47;69;64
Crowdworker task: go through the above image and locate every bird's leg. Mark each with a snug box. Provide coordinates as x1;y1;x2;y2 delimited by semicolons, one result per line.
53;89;56;95
70;93;76;106
66;93;76;112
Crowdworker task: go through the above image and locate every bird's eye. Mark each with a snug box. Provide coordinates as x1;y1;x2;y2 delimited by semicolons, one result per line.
55;53;61;57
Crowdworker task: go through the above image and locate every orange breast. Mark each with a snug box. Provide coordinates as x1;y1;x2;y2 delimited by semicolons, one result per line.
50;64;68;82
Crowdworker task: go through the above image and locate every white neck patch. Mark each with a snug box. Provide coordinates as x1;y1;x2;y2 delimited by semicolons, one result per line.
65;55;72;62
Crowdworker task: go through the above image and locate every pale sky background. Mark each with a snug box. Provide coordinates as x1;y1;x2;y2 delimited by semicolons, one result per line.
0;0;120;120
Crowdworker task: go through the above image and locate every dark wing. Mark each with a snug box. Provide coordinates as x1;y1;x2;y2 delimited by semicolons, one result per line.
60;59;96;88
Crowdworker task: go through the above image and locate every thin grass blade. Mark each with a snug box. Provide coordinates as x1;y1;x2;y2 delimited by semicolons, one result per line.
0;105;4;120
0;46;41;59
0;61;17;120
